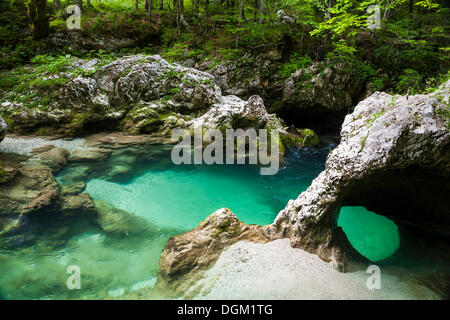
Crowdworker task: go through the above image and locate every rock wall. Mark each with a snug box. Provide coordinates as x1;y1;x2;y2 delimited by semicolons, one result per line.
1;55;289;139
202;56;369;131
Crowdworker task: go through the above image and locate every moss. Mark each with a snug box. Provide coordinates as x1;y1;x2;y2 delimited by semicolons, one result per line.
360;135;368;147
139;118;165;133
280;133;298;148
299;129;320;147
213;219;240;238
369;108;386;124
434;96;450;132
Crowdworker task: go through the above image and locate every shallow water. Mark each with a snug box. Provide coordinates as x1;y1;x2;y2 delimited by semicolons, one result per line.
0;146;328;299
85;148;328;229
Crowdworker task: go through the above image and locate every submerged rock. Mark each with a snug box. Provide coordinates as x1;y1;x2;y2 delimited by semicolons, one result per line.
61;182;86;196
0;163;60;216
273;81;450;271
91;200;154;237
68;147;112;163
33;147;70;173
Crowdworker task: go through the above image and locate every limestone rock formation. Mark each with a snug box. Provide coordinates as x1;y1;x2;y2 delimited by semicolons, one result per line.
273;81;450;271
282;63;366;116
92;200;153;237
0;163;60;216
1;55;288;140
204;57;368;132
156;208;275;298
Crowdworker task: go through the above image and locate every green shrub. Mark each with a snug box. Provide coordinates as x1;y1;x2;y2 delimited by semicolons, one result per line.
396;69;422;94
279;53;312;78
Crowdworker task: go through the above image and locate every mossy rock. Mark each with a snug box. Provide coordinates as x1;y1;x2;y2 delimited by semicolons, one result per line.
283;128;320;148
299;128;320;147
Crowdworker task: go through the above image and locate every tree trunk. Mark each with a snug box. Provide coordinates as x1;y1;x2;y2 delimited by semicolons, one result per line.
258;0;264;23
383;0;391;21
76;0;83;11
27;0;49;40
408;0;414;14
148;0;152;18
239;0;245;20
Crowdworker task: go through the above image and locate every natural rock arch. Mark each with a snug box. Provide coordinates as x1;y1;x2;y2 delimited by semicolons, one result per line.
273;83;450;271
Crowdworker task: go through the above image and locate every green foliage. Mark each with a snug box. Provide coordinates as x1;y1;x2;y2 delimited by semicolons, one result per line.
326;40;356;65
279;53;312;78
396;69;422;94
0;0;448;104
0;54;76;109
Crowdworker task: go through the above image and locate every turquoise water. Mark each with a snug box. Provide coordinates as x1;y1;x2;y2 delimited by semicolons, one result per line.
338;206;400;262
0;146;329;299
85;148;327;230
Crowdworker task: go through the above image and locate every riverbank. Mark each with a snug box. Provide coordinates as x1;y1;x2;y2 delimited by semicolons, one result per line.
194;239;439;300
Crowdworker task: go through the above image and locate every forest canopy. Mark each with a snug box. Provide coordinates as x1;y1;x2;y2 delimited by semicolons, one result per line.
0;0;449;94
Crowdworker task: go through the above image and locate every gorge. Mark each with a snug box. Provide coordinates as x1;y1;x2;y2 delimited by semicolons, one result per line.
0;52;449;300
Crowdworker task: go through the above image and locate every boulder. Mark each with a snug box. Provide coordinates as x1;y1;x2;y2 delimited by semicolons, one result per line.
61;182;86;196
34;147;70;173
272;81;450;271
59;193;96;216
156;208;274;298
190;95;271;130
282;63;364;116
1;55;288;141
92;200;153;237
0;163;60;216
68;147;112;162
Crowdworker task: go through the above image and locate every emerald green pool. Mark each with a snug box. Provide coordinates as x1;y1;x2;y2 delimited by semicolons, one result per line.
84;148;327;230
0;146;328;299
338;206;400;262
